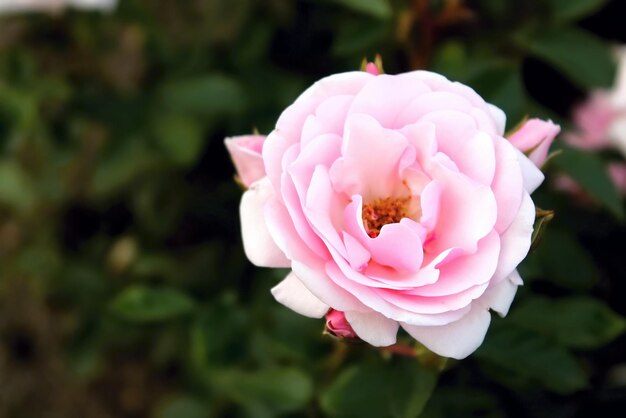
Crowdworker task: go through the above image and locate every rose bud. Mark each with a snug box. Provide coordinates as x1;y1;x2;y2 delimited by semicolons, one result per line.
325;309;358;339
508;118;560;167
224;135;266;188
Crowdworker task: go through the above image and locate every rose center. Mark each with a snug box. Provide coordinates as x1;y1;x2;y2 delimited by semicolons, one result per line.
362;197;410;238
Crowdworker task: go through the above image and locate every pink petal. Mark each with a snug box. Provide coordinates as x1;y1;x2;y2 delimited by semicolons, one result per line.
487;104;506;135
491;192;535;284
411;230;500;297
292;259;366;312
515;148;544;193
347;74;430;129
477;270;522;317
426;163;497;255
330;113;409;199
344;311;399;346
402;303;491;359
491;136;524;233
508;118;560;167
224;135;266;187
239;178;290;267
421;110;496;185
367;222;424;273
271;272;330;318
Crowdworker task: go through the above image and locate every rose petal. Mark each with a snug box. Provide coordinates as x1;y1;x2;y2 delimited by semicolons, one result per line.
330;113;409;199
344;311;399;346
402;304;491;359
515;149;545;193
491;192;534;284
477;270;522;317
487;104;506;135
271;271;330;318
240;177;290;267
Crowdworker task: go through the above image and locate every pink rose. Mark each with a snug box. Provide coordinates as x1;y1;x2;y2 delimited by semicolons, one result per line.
325;309;357;339
228;69;548;359
224;135;266;188
508;118;560;167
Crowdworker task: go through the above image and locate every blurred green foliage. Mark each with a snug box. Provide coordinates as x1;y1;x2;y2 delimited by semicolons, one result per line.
1;0;626;417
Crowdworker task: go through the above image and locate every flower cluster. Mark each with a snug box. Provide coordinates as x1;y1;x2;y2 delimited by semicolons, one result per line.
226;67;558;359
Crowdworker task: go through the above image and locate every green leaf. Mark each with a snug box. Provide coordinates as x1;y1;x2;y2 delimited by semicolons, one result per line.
321;358;437;418
159;75;247;115
547;0;609;22
326;0;392;19
90;140;161;198
518;27;615;89
530;228;598;290
212;367;313;416
0;160;37;213
157;396;210;418
190;303;248;369
333;18;389;57
152;113;205;166
553;147;623;219
109;286;196;322
476;325;589;395
510;296;626;350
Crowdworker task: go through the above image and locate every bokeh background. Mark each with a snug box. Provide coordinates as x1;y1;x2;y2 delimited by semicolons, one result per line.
1;1;626;417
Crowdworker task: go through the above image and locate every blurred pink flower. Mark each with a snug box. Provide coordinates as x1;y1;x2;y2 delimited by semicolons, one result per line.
228;69;551;359
508;118;560;166
560;46;626;196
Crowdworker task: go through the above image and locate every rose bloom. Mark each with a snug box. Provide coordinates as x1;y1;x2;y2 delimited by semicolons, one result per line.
0;0;116;14
226;69;554;359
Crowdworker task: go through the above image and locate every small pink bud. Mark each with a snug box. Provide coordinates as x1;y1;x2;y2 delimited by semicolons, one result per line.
508;118;560;167
325;309;357;339
224;135;266;187
365;62;380;76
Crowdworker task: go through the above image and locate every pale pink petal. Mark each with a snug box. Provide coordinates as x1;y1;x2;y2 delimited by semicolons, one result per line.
240;178;290;267
330;113;409;199
421;110;496;185
426;163;497;254
344;311;398;346
515;149;545;193
367;222;424;273
224;135;266;187
347;74;430;128
342;231;370;271
508;118;560;167
412;231;500;297
271;272;330;318
477;270;522;317
395;91;473;127
402;305;491;359
304;165;349;258
491;192;534;284
487;104;506;136
491;137;524;233
292;259;365;312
